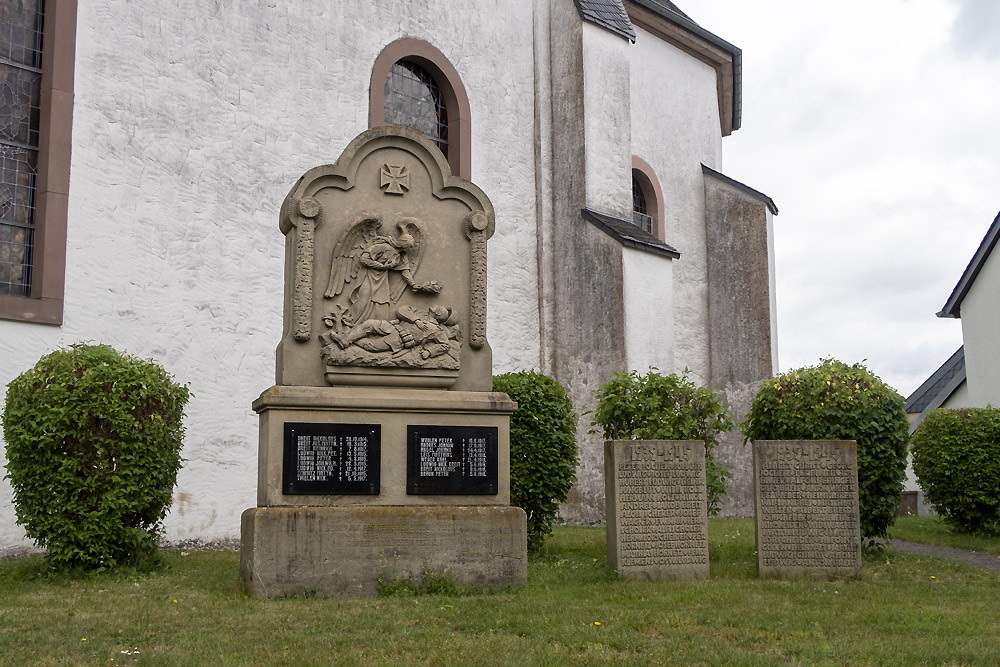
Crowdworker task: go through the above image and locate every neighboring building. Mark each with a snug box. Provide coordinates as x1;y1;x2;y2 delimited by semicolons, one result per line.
0;0;777;551
904;211;1000;513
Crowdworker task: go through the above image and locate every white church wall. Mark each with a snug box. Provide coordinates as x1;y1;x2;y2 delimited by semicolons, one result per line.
961;251;1000;408
628;24;723;385
580;22;633;219
0;0;540;552
622;247;674;373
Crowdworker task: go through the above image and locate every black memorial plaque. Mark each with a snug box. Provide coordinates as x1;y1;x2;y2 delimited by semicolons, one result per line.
406;425;498;495
282;422;380;495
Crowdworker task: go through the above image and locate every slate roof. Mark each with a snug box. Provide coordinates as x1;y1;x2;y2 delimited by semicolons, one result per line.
938;211;1000;318
574;0;637;42
904;346;966;415
701;165;778;215
582;208;681;258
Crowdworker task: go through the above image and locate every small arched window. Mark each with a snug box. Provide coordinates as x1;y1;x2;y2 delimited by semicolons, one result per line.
631;156;664;239
370;39;471;179
384;59;449;158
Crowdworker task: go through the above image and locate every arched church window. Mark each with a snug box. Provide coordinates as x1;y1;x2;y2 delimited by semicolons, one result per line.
384;60;449;158
370;38;471;179
632;174;652;233
631;156;664;239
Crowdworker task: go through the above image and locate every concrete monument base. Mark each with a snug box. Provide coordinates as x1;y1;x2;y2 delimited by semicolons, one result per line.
240;505;528;598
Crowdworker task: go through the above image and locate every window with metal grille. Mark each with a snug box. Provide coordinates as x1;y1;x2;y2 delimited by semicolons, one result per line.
0;0;43;297
384;59;449;158
632;174;653;234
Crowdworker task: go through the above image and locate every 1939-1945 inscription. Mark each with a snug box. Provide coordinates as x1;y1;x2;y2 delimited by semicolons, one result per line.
282;422;380;495
406;425;498;495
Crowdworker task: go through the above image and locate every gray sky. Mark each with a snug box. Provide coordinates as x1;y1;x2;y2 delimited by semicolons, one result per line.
688;0;1000;397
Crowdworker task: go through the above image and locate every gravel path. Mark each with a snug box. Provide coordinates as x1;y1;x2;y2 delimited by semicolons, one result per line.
891;540;1000;572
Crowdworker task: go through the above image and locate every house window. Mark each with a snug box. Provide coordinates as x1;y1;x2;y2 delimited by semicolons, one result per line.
0;0;76;325
631;156;664;239
0;0;44;297
384;59;449;158
370;38;471;179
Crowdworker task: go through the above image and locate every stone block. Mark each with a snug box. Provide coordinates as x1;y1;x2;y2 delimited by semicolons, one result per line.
240;505;528;598
753;440;861;578
605;440;709;580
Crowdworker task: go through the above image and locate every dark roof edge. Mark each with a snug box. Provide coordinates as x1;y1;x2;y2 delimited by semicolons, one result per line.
906;349;967;433
629;0;742;131
575;0;637;43
937;211;1000;319
582;208;681;258
701;164;778;215
904;346;965;411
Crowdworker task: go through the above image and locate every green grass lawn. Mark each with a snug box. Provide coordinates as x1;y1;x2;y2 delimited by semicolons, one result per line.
890;515;1000;555
1;519;998;666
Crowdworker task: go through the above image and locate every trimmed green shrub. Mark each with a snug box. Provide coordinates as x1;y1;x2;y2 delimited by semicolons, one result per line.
3;344;190;571
911;407;1000;534
740;359;909;540
590;369;734;516
493;370;577;553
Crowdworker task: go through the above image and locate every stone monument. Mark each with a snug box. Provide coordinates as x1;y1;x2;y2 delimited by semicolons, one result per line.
753;440;861;578
240;126;527;597
605;440;710;580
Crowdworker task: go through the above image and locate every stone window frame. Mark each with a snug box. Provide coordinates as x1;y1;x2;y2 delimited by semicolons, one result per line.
631;155;664;240
0;0;76;325
369;38;471;180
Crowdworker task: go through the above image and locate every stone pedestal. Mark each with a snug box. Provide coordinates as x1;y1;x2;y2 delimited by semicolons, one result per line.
241;505;527;597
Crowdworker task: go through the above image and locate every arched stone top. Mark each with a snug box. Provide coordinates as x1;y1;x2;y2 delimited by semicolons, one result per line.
369;38;472;180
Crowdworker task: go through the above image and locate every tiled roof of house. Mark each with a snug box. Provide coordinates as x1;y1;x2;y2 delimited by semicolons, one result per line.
574;0;637;42
938;211;1000;318
904;346;966;418
582;208;681;258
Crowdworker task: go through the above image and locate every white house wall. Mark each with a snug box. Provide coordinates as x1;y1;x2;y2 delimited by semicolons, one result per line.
0;0;541;551
961;250;1000;408
628;25;723;384
622;247;674;373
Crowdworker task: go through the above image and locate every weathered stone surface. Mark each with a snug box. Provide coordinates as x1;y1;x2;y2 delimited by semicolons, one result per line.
753;440;861;578
605;440;709;580
240;505;528;598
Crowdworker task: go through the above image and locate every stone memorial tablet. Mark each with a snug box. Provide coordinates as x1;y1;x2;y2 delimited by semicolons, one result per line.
406;425;498;495
753;440;861;578
605;440;709;580
282;422;380;495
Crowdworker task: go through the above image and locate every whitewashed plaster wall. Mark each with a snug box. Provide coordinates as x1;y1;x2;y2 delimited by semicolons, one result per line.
622;247;674;373
628;25;723;384
580;23;632;219
960;251;1000;408
0;0;541;551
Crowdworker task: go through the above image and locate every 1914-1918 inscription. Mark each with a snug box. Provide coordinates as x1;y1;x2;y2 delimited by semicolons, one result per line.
282;423;380;495
753;440;861;577
605;440;709;580
406;425;498;495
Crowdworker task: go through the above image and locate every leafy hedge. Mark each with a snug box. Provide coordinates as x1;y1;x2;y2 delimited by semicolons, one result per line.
590;369;734;516
911;407;1000;534
3;344;190;570
493;370;578;553
741;359;908;540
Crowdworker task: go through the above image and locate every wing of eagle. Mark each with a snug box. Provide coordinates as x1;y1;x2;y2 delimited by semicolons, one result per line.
324;215;383;298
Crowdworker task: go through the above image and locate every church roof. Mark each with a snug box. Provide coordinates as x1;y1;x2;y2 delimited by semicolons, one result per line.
905;346;966;415
938;211;1000;318
574;0;637;42
582;208;681;259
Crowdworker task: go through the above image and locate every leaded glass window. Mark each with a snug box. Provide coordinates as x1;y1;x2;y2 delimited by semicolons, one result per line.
384;59;449;157
632;174;652;234
0;0;43;297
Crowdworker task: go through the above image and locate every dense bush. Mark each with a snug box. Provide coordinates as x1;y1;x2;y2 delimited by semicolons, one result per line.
741;359;908;540
3;344;190;570
911;407;1000;534
493;370;577;553
590;369;734;516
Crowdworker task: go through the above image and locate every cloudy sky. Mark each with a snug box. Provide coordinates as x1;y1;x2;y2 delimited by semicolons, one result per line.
685;0;1000;397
